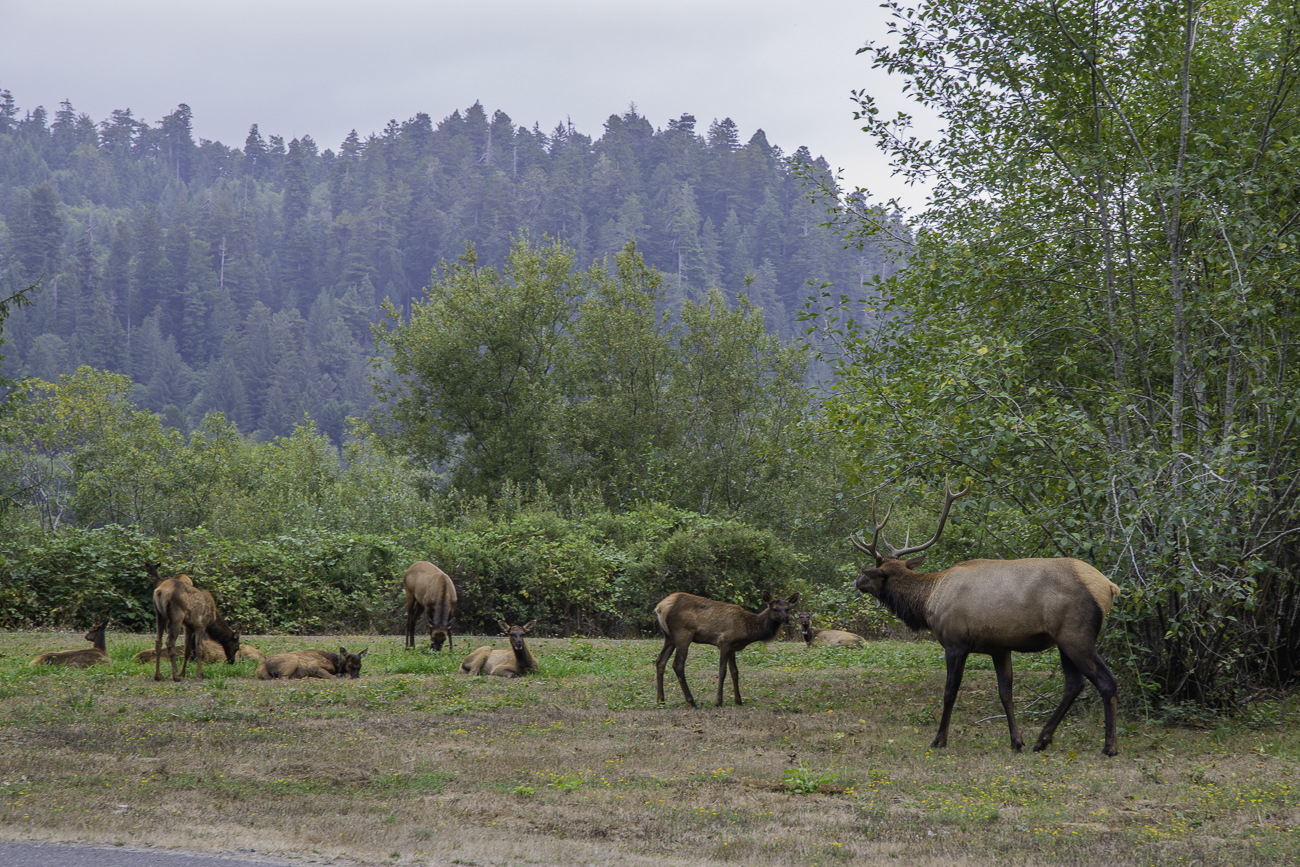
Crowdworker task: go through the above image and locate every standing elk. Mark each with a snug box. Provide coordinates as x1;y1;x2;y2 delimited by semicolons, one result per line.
797;612;865;648
31;620;111;668
852;480;1121;756
152;573;241;682
460;621;537;678
654;591;798;707
403;561;458;651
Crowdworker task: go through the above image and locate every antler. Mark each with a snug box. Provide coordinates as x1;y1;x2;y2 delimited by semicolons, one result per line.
850;495;896;563
889;476;972;559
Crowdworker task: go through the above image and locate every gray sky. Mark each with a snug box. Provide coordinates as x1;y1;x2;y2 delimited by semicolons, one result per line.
0;0;937;210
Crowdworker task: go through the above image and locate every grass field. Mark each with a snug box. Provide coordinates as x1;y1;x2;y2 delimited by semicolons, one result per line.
1;629;1298;866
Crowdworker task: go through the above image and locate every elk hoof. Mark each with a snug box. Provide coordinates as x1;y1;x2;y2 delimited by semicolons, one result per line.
930;737;946;749
1010;740;1024;752
1102;745;1118;757
1032;741;1049;753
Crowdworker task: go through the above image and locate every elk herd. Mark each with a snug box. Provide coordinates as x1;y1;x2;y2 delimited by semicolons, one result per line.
23;483;1125;756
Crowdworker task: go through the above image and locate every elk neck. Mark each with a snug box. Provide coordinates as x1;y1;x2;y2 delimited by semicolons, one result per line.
875;563;942;632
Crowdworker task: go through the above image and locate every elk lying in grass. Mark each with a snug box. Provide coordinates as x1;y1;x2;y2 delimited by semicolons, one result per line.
853;480;1121;756
460;621;537;678
797;612;865;648
404;561;457;651
152;573;241;682
30;620;112;668
133;641;263;664
257;647;368;680
654;591;798;707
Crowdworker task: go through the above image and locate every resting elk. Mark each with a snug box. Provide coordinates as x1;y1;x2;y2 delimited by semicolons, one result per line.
852;480;1121;756
152;572;241;682
460;621;537;678
403;561;457;651
30;620;111;668
134;640;264;664
654;591;798;707
257;647;368;680
797;612;865;648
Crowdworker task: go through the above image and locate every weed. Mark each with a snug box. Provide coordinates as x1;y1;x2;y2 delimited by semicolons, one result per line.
782;763;838;794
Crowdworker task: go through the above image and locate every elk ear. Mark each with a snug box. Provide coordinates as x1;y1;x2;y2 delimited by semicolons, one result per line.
905;554;928;570
447;617;456;628
521;620;536;633
497;620;510;634
338;646;348;655
357;648;369;659
786;592;800;607
761;590;772;605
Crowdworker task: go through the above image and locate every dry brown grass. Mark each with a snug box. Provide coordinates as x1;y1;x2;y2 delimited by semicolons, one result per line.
1;630;1298;866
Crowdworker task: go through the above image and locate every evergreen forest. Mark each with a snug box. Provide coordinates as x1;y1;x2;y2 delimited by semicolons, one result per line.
0;90;891;443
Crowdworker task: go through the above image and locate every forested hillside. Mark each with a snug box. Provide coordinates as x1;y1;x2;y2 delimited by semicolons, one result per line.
0;90;892;443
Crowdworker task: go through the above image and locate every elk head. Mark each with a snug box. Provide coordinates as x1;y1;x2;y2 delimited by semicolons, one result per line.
498;620;536;651
851;479;970;597
760;591;798;624
430;618;455;652
337;646;368;678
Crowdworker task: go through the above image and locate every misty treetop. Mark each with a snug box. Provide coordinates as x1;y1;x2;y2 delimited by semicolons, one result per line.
0;91;889;442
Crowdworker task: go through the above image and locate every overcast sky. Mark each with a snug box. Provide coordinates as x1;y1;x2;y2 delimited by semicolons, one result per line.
0;0;938;210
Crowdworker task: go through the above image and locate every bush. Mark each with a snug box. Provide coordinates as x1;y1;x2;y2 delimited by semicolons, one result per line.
0;506;808;637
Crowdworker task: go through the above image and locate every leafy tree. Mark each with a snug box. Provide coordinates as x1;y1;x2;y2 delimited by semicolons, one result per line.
815;0;1300;705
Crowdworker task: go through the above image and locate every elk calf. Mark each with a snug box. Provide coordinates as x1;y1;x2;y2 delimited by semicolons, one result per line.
460;621;537;678
403;561;457;651
797;612;865;648
256;647;368;680
31;620;111;668
134;641;264;664
152;574;241;682
853;480;1122;755
654;592;798;707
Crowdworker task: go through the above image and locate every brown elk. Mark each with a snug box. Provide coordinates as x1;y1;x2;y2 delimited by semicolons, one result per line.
654;591;798;707
403;561;457;651
134;641;264;664
152;573;241;682
30;620;111;668
797;612;865;648
460;621;537;678
852;480;1121;756
257;647;368;680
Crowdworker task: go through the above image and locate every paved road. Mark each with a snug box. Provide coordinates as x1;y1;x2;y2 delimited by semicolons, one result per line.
0;841;304;867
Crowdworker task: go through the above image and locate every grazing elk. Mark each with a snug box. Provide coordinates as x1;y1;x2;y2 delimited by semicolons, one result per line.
257;647;368;680
403;561;458;651
460;621;537;678
654;591;799;707
30;620;112;668
152;573;241;682
134;640;264;664
797;612;865;648
852;480;1121;756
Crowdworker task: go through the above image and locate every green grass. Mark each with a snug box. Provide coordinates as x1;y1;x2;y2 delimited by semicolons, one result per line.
1;630;1298;866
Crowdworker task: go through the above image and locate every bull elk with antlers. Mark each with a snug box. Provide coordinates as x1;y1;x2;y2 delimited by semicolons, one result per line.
852;480;1121;756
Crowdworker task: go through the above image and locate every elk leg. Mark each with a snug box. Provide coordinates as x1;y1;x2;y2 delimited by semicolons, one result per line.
194;627;207;680
728;653;743;706
405;600;419;649
167;615;183;682
153;610;165;682
672;641;697;707
933;649;968;748
715;651;734;707
991;650;1023;751
1059;648;1118;756
654;635;675;704
1033;649;1087;753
